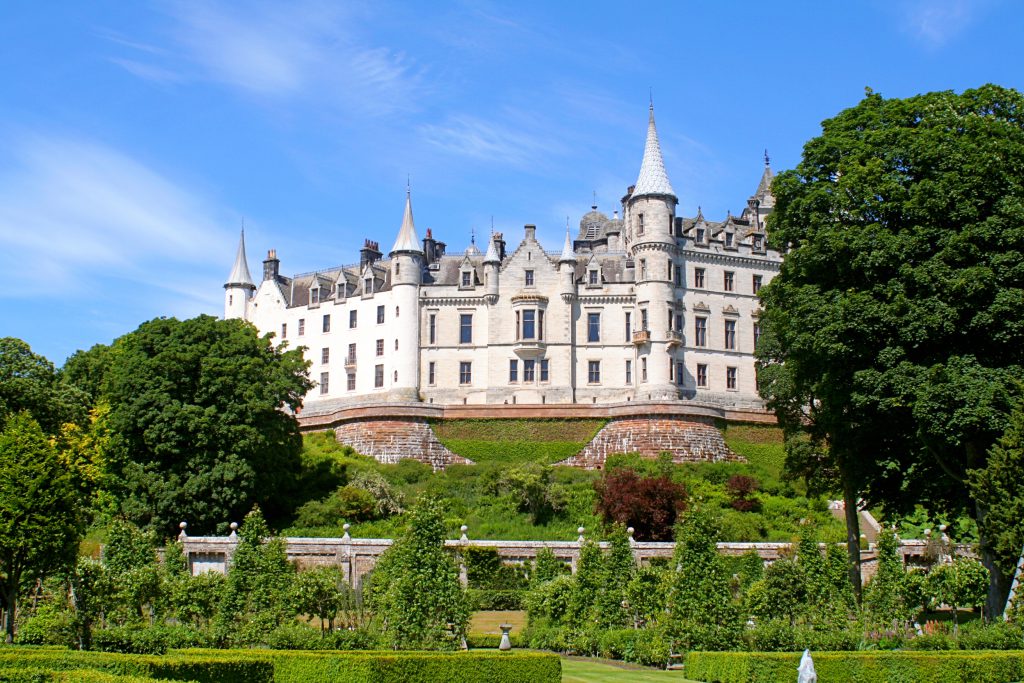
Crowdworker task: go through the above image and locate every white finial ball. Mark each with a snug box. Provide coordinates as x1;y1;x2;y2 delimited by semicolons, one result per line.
343;523;351;531
460;525;468;533
179;521;187;530
577;526;585;535
229;522;238;531
627;527;635;535
939;524;947;532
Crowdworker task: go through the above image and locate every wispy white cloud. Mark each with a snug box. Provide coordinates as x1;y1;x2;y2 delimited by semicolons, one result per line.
105;1;428;116
0;133;231;305
899;0;975;48
419;113;567;168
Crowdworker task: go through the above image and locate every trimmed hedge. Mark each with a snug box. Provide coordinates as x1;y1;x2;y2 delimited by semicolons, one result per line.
0;652;270;683
0;670;171;682
466;589;525;611
175;649;561;683
686;650;1024;683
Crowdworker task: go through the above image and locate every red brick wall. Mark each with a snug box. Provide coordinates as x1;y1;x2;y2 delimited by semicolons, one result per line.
558;416;741;469
333;418;470;470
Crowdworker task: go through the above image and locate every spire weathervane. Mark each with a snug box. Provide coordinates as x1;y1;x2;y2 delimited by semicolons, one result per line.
764;149;770;167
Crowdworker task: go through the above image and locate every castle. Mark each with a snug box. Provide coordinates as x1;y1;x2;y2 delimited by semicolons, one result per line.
224;106;781;413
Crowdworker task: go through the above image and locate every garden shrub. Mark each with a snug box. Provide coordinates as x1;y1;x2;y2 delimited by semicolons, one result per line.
686;650;1024;683
598;628;671;667
91;625;210;655
466;589;524;611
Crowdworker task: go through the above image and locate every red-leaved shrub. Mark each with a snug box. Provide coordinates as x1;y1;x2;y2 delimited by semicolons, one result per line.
594;468;687;541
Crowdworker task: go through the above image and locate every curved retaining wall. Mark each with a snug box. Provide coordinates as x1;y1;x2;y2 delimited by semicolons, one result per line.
557;416;741;468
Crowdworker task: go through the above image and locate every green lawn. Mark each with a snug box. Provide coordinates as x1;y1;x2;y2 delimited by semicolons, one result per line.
561;657;697;682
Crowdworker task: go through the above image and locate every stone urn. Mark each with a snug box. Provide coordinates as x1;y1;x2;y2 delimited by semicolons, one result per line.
498;624;513;651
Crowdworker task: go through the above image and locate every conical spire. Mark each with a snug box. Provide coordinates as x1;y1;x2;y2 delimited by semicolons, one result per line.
226;229;255;289
483;233;500;264
559;225;576;262
755;150;774;198
631;104;676;200
390;187;422;254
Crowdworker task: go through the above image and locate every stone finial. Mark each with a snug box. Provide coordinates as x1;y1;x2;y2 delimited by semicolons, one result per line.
577;526;585;542
460;524;469;542
627;527;636;545
228;522;239;540
342;523;351;542
177;521;188;540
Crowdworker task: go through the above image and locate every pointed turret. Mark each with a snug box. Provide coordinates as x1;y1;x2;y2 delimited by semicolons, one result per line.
755;150;774;199
631;104;676;200
559;226;576;262
483;233;501;264
225;230;255;290
390;188;422;254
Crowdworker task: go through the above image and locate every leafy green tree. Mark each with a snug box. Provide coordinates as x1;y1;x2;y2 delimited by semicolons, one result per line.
0;338;87;434
489;463;565;524
365;498;468;649
625;565;668;628
531;547;567;585
102;520;161;625
759;85;1024;612
102;315;313;534
291;565;351;634
759;558;807;626
969;397;1024;590
927;558;989;631
565;539;603;629
863;528;909;629
665;510;742;650
0;413;85;642
594;525;635;629
215;506;296;644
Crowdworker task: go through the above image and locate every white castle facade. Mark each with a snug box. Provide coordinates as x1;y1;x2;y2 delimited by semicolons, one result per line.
223;107;782;411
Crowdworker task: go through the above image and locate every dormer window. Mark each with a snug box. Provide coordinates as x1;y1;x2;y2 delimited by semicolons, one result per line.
696;227;705;243
310;287;320;304
364;277;373;293
337;283;346;299
725;232;734;247
461;271;472;287
588;269;599;286
753;236;763;251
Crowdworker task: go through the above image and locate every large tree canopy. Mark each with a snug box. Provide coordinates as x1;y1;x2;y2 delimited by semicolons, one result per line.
758;85;1024;612
0;338;87;434
102;315;312;536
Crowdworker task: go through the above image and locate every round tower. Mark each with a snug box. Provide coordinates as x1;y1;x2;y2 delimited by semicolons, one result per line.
483;233;500;304
625;104;678;400
558;227;577;303
388;188;424;402
224;230;255;321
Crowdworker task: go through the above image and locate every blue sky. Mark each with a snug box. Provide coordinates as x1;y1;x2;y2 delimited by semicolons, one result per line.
3;0;1022;364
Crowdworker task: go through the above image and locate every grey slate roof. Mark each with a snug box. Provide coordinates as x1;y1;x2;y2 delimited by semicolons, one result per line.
631;105;676;200
226;230;255;288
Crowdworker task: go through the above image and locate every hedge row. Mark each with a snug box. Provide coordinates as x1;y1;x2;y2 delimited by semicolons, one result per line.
686;650;1024;683
175;648;561;683
0;669;165;682
0;652;270;683
466;589;525;611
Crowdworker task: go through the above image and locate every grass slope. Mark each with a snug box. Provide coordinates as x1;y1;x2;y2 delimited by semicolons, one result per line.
432;419;606;465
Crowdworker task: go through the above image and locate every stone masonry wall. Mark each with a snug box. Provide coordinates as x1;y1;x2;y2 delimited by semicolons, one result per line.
559;416;741;468
333;418;470;470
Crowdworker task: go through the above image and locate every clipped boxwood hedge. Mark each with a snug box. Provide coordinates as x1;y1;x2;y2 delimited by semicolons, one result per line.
686;650;1024;683
0;651;270;683
176;648;560;683
0;669;171;682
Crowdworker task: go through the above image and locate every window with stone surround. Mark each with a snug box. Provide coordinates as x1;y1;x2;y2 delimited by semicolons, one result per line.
724;271;735;292
525;269;534;286
375;364;384;388
524;359;535;382
509;359;518;382
298;318;305;336
589;269;599;285
427;362;435;386
754;322;762;348
376;339;384;356
694;267;705;288
349;310;357;328
540;359;549;382
727;366;737;390
625;311;632;341
429;313;436;344
347;343;356;364
347;372;355;391
460;361;472;385
281;323;287;339
321;347;329;364
724;320;736;350
753;274;763;294
460;314;473;344
676;362;685;385
641;357;648;382
694;317;707;347
320;372;329;395
587;312;600;343
697;364;708;388
725;232;734;247
625;359;632;384
669;358;674;382
588;360;601;384
637;212;644;235
322;314;331;333
377;305;385;324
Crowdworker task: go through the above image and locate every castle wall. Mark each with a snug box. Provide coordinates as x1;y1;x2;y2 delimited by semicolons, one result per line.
332;417;470;469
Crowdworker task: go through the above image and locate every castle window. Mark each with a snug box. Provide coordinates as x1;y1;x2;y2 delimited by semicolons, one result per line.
725;319;737;350
377;305;385;324
376;339;384;356
524;359;536;382
675;312;683;332
525;270;534;286
461;271;472;287
310;287;320;304
694;317;707;347
637;213;644;235
667;261;673;282
588;360;601;384
669;358;674;382
724;271;735;292
395;306;400;317
394;370;398;382
375;364;384;388
727;366;737;390
394;339;398;351
322;314;331;333
540;359;549;382
625;312;632;341
429;314;436;344
641;357;648;382
229;295;233;306
588;269;599;285
538;310;544;340
337;283;345;298
428;362;436;386
320;372;329;394
676;362;685;385
298;319;305;336
674;264;683;286
695;268;705;288
459;361;472;385
509;359;518;383
281;323;287;339
696;227;705;243
365;277;373;293
523;310;536;339
587;312;601;343
625;360;632;384
347;372;355;391
349;310;357;328
753;275;763;294
754;322;762;347
725;232;734;247
753;236;763;251
640;259;647;279
697;364;708;387
460;314;473;344
347;343;356;364
641;309;649;331
395;262;400;276
321;347;329;364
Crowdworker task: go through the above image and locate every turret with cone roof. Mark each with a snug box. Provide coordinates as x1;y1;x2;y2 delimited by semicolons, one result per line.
624;102;677;251
390;186;422;255
225;229;256;291
631;102;677;201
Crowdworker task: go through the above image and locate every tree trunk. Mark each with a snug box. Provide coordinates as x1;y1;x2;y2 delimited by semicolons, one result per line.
975;498;1011;619
842;477;863;602
3;586;15;644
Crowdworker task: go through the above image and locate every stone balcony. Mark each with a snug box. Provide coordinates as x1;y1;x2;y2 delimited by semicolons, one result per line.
631;329;651;345
513;339;546;357
344;355;357;369
666;330;683;347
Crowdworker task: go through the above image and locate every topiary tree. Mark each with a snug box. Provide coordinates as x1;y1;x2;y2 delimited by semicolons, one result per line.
565;539;603;629
594;525;635;629
365;497;468;650
665;509;742;650
927;558;989;632
291;565;352;634
863;528;910;630
532;547;567;585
